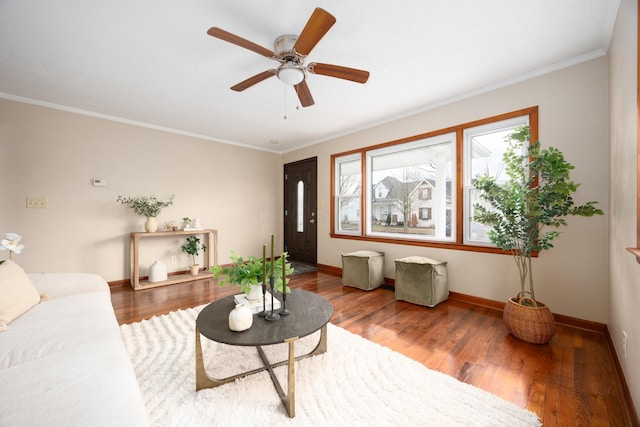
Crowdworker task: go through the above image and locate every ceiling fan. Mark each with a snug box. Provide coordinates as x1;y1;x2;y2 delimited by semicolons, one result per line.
207;7;370;107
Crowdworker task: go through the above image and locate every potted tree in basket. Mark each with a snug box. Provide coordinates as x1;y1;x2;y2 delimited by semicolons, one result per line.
116;194;174;232
473;126;603;344
181;235;207;276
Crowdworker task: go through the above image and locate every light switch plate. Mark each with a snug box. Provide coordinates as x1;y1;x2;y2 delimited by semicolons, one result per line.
26;197;48;209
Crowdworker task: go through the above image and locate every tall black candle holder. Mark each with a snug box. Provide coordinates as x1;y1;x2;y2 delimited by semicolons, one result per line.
257;281;267;317
280;290;290;315
265;276;280;321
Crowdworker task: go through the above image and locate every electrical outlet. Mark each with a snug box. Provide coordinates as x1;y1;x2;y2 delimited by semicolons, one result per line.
170;256;177;265
623;331;628;358
26;197;48;209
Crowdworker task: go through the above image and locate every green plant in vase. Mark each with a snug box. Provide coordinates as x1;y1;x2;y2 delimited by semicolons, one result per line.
181;235;207;276
210;251;293;295
116;194;174;232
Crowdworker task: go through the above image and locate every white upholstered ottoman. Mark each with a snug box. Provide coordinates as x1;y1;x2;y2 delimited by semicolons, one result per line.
341;251;385;290
394;256;448;307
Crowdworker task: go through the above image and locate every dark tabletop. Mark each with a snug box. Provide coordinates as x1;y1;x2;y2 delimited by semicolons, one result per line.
196;289;334;346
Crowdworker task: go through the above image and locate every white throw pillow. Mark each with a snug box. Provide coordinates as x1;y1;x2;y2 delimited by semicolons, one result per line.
0;260;41;331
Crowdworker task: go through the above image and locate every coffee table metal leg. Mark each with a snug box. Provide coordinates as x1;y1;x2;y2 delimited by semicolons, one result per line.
286;338;295;417
310;323;328;356
195;326;272;391
195;323;329;417
258;337;297;418
195;326;209;390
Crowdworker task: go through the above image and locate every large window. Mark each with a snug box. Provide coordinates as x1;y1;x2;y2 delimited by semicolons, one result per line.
331;107;538;252
367;132;455;241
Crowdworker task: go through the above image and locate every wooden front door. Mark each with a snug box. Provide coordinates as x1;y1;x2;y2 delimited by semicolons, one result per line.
284;157;317;264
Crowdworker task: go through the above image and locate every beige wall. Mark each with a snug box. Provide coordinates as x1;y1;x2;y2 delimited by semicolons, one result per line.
286;57;610;324
0;99;284;282
608;0;639;414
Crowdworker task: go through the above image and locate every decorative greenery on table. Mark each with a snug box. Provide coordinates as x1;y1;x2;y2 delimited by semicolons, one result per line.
181;235;207;266
472;126;603;302
211;251;294;294
116;195;174;218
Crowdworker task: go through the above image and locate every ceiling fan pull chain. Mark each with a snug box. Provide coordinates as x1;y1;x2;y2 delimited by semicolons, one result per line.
283;85;288;120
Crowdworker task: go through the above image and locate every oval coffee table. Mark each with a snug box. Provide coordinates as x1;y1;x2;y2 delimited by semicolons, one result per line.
195;289;333;418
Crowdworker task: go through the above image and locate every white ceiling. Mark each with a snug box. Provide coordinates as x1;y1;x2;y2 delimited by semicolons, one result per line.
0;1;620;153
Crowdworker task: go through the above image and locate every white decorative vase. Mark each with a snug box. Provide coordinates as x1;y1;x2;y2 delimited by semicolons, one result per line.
246;283;264;301
149;260;167;283
189;265;200;276
144;217;158;232
228;304;253;332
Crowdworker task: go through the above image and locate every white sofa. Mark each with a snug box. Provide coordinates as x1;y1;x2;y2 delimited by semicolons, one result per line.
0;268;148;426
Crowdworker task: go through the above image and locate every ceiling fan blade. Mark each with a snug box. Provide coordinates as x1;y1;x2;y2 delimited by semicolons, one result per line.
207;27;275;58
295;80;314;107
308;62;370;84
230;70;276;91
293;8;336;56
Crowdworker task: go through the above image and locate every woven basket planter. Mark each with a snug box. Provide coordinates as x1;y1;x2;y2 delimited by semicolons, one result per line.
503;292;556;344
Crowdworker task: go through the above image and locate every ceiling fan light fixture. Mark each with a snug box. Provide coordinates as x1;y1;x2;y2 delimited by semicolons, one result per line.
277;62;305;85
208;9;368;108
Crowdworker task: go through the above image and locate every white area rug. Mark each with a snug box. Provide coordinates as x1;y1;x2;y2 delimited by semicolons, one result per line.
120;305;541;426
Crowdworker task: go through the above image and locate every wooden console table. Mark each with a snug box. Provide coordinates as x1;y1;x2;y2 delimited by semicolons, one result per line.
129;229;218;290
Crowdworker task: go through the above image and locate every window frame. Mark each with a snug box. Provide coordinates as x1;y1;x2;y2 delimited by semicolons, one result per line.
365;131;456;242
332;152;363;236
462;115;531;246
330;106;538;254
628;9;640;263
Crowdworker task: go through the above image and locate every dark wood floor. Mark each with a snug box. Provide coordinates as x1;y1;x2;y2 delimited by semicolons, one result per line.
111;270;633;426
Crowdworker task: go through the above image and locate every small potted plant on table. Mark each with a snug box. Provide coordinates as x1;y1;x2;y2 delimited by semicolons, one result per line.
181;235;207;276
